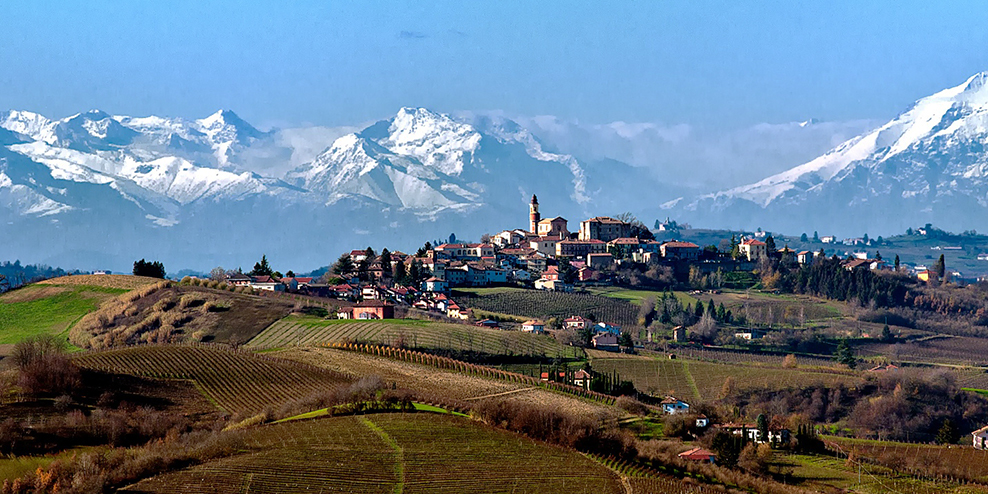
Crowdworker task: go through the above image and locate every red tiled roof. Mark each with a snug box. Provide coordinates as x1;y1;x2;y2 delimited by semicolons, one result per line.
740;239;765;246
678;448;715;460
662;241;699;248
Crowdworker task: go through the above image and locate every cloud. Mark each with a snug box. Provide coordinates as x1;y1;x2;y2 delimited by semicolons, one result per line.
398;30;428;40
504;113;879;191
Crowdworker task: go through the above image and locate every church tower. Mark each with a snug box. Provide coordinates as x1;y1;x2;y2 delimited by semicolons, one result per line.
529;194;540;234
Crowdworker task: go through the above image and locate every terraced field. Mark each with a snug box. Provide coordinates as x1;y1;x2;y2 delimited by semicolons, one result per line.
589;353;862;401
121;414;625;494
250;315;582;359
73;345;351;416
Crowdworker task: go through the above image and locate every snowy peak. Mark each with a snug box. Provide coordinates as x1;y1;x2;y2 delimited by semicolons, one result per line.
195;109;264;143
373;107;481;176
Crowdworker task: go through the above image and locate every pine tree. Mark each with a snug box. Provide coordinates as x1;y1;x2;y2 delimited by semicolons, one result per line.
800;233;808;242
935;254;946;278
765;236;776;254
333;253;354;276
380;248;392;273
880;323;893;343
813;231;819;242
394;261;408;285
936;418;959;445
756;414;769;443
693;302;704;321
834;339;856;369
894;254;900;271
251;255;273;277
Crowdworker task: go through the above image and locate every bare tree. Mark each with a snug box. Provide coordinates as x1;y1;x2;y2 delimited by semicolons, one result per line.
209;266;228;282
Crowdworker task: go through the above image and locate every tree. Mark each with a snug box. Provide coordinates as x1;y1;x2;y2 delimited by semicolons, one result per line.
894;254;900;271
800;233;808;242
936;418;960;445
813;231;819;242
133;259;165;278
756;413;769;443
394;261;408;285
250;255;273;277
934;254;946;279
364;247;376;261
880;323;893;343
209;267;227;282
380;248;392;273
834;339;856;369
285;270;295;278
906;227;914;236
619;332;633;348
875;251;882;261
863;233;869;244
764;235;776;254
332;253;354;276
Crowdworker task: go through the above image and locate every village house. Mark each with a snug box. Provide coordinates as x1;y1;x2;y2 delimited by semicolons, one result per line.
340;300;395;320
587;252;614;269
492;229;529;248
660;396;690;414
797;251;815;264
421;277;448;293
592;332;620;351
537;216;569;238
973;425;988;450
595;322;622;335
820;235;837;243
350;249;369;263
672;326;687;342
678;447;716;464
718;422;790;444
564;315;591;330
530;237;561;257
577;266;598;282
660;240;701;261
696;415;710;428
572;369;592;387
521;319;546;333
475;319;499;329
433;243;495;261
556;239;607;259
607;237;641;258
542;265;560;281
534;278;572;292
738;238;767;261
249;275;285;292
734;329;765;340
227;273;252;286
578;216;632;242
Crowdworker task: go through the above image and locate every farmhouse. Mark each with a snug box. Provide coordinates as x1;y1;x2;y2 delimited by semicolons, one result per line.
660;241;701;261
974;425;988;450
592;333;620;352
521;319;546;333
421;277;448;293
678;447;716;463
249;276;286;292
572;369;592;387
738;238;767;261
342;300;395;320
660;396;690;414
595;322;622;335
564;315;591;330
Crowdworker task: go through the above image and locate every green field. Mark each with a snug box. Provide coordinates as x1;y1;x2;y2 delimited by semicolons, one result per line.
587;287;698;307
249;315;583;359
122;414;625;494
0;283;126;344
589;353;862;401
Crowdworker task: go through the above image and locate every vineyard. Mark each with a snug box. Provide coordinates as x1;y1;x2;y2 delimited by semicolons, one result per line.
249;315;583;359
672;346;838;368
824;436;988;485
859;335;988;367
121;414;625;494
452;288;640;327
73;345;352;416
589;354;862;401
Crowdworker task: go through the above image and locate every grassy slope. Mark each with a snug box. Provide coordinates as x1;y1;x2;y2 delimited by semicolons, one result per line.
249;315;583;359
0;283;126;344
121;414;625;494
588;287;698;307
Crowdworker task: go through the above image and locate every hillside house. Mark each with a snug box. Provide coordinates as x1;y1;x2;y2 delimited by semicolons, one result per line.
475;319;500;328
422;277;448;293
672;326;687;342
534;278;572;292
579;217;632;242
577;266;598;281
678;448;715;464
738;238;767;261
595;322;622;335
820;235;837;244
973;425;988;450
573;369;592;387
797;251;815;265
228;273;252;286
542;265;560;281
592;333;620;351
521;319;546;333
341;300;394;320
607;237;640;257
660;241;701;261
493;229;529;248
734;329;765;340
718;423;790;444
564;316;591;330
661;396;690;414
696;415;710;428
511;269;532;281
249;276;285;292
530;237;560;257
434;243;495;261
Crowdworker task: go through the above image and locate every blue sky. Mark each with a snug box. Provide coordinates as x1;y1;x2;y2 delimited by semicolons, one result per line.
1;1;986;129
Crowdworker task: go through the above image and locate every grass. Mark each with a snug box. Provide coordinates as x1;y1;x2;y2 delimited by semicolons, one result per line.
587;287;698;307
963;388;988;397
122;414;625;494
38;274;163;290
0;284;126;344
249;315;583;359
784;452;979;494
275;402;469;423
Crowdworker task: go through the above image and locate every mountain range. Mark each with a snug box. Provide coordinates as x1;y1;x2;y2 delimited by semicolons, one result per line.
665;72;988;236
0;107;663;271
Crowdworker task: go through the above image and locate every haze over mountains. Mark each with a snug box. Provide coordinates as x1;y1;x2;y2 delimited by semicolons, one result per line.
666;72;988;236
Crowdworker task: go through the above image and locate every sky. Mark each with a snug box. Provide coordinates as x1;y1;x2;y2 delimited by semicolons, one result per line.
2;1;987;130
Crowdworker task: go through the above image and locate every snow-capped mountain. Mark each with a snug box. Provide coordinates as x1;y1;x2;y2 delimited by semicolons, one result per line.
286;107;590;214
669;72;988;235
0;106;655;270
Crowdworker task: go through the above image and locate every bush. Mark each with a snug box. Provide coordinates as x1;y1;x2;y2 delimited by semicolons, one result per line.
12;335;81;396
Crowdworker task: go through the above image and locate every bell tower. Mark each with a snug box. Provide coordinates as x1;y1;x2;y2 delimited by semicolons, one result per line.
529;194;540;234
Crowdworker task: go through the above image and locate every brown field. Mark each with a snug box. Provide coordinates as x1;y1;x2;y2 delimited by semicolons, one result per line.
859;335;988;367
825;436;988;484
121;414;625;494
73;346;351;416
275;347;622;419
38;274;162;290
